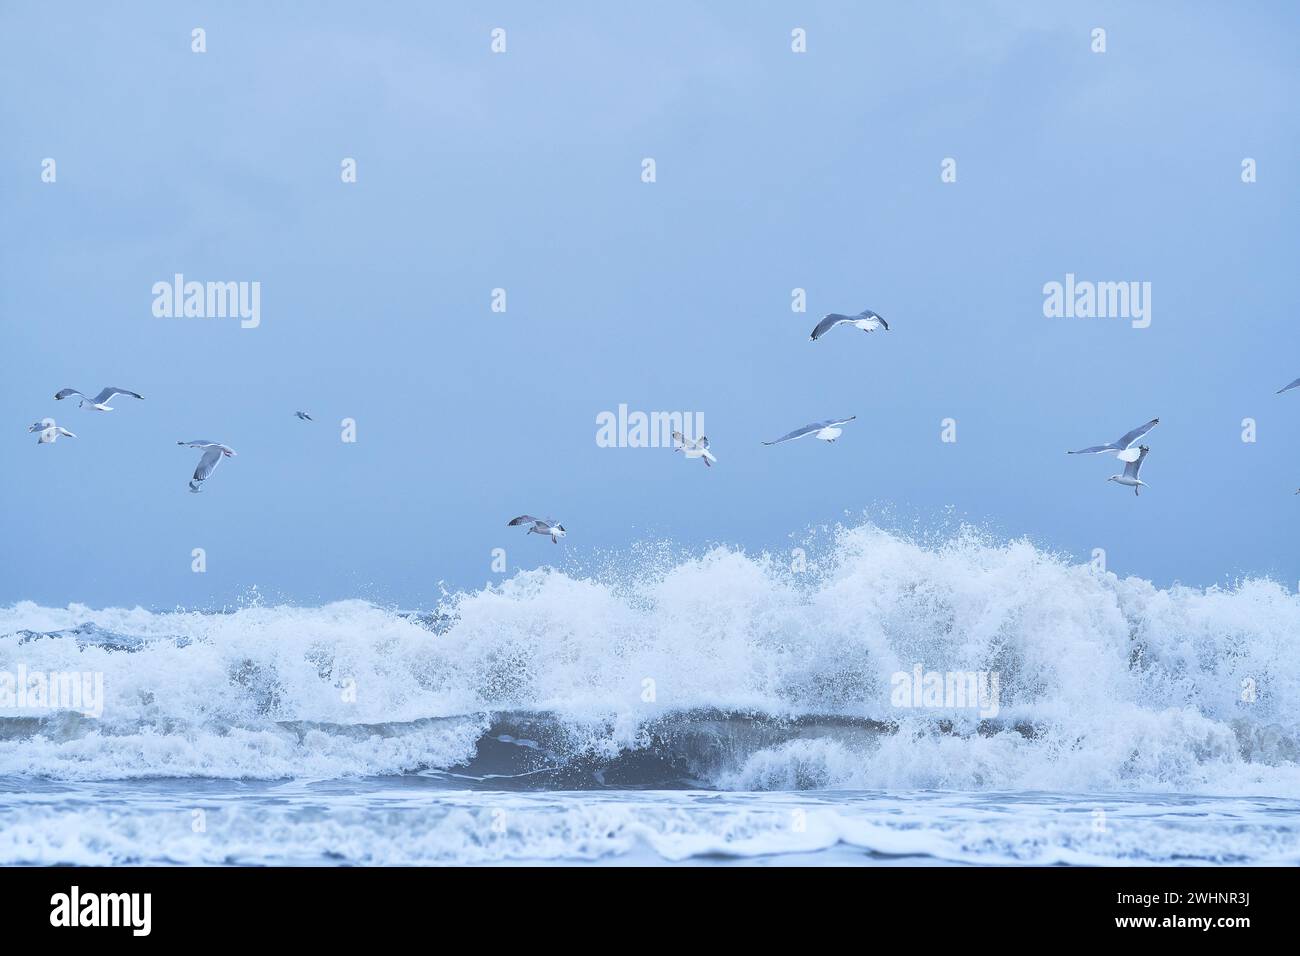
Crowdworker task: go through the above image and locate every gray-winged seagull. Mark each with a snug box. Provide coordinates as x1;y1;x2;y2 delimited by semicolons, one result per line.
178;440;237;493
507;515;567;543
27;418;75;444
295;411;313;421
1107;444;1150;496
1068;417;1158;462
54;386;144;411
763;416;856;445
809;310;889;341
671;430;716;468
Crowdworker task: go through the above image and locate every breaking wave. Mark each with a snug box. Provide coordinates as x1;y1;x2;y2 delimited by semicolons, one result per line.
2;522;1298;794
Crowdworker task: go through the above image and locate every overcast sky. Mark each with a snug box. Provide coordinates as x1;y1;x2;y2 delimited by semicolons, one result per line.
2;1;1298;608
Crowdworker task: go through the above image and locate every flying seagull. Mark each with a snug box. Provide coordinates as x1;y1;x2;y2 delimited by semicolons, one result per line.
295;411;313;421
27;418;75;444
671;431;716;468
1107;445;1150;496
809;309;889;341
1277;378;1300;395
507;515;567;543
1067;417;1158;462
177;440;237;493
763;416;856;445
54;386;144;411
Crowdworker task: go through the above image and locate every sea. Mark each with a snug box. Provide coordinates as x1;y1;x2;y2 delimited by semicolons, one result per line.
3;523;1298;866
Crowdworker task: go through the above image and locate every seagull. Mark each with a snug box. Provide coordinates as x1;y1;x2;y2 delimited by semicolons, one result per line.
809;309;889;341
1277;378;1300;395
763;417;856;445
295;411;313;421
671;431;716;467
27;418;75;444
507;515;567;543
177;440;237;493
54;386;144;411
1067;417;1159;463
1107;444;1150;496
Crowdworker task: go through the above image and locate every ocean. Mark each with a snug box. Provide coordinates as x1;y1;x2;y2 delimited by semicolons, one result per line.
3;523;1298;866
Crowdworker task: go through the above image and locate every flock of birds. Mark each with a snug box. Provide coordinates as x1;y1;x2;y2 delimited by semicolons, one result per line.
26;310;1300;522
25;385;313;493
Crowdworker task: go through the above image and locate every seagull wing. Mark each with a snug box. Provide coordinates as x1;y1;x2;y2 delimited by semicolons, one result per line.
1114;418;1159;450
1278;378;1300;395
507;515;540;526
193;447;224;482
763;423;822;445
54;388;84;401
93;387;143;404
809;314;853;340
823;416;856;428
1067;444;1116;455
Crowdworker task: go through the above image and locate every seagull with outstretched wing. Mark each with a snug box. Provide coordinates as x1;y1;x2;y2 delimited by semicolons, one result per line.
763;416;856;445
507;515;567;543
54;386;144;411
27;418;75;444
1067;417;1159;462
1107;445;1151;496
809;310;889;341
671;430;716;468
177;440;237;493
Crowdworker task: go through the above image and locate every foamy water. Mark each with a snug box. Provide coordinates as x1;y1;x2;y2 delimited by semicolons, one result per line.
3;522;1298;864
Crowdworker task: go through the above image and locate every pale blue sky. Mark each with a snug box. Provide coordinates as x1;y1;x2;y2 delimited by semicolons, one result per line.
2;1;1298;608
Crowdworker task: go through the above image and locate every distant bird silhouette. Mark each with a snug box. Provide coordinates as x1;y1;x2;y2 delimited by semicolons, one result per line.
763;417;856;445
809;309;888;341
177;440;237;493
27;418;75;444
671;431;716;468
507;515;566;543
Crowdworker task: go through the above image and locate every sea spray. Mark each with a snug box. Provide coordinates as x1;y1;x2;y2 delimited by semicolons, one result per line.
0;521;1297;792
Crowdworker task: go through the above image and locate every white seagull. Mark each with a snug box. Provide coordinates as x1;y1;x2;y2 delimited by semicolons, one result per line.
27;418;75;444
1107;444;1151;496
671;430;716;468
809;309;889;341
1277;378;1300;395
177;440;237;493
763;416;856;445
507;515;567;543
295;411;313;421
1067;417;1159;463
54;386;144;411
